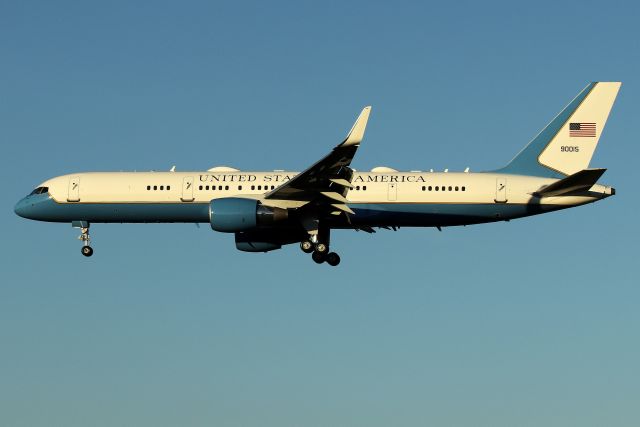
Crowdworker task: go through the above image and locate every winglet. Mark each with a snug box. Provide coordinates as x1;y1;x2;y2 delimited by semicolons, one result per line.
341;106;371;147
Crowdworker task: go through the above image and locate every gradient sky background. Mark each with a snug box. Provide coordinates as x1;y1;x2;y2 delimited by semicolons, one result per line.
1;1;639;426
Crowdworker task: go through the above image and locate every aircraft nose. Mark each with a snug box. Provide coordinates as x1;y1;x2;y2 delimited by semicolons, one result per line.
14;197;29;218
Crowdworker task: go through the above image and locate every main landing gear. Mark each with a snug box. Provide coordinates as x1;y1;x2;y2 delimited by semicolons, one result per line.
75;222;94;257
300;239;341;267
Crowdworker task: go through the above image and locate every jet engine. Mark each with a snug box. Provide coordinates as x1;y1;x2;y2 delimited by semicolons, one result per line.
209;197;288;232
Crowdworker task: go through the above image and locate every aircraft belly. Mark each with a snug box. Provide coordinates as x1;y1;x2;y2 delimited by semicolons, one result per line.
346;203;551;227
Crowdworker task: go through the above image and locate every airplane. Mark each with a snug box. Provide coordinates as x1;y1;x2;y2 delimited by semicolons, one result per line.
14;82;620;266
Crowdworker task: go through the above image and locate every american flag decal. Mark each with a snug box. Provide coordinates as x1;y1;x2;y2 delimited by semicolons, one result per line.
569;122;596;137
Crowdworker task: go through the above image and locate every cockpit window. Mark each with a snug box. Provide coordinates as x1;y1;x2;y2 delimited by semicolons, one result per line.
29;187;49;195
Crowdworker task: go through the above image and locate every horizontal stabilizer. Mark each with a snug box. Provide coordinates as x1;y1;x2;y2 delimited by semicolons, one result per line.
535;168;606;197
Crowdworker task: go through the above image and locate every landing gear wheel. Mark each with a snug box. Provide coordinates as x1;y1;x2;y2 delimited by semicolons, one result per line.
312;251;326;264
315;242;328;254
326;252;340;266
81;246;94;257
300;240;314;253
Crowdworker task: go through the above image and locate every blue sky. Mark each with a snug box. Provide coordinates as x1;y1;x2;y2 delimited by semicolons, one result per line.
1;1;639;426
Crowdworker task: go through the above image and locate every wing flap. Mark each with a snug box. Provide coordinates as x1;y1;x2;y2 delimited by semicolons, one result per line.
331;203;355;215
321;191;348;203
330;178;354;189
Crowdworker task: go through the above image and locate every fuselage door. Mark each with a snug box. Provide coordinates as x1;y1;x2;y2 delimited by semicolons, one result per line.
67;176;80;202
388;183;397;201
181;176;195;202
495;177;507;203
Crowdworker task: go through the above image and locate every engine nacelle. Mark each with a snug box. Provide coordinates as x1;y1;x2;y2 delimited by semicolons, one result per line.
209;197;288;233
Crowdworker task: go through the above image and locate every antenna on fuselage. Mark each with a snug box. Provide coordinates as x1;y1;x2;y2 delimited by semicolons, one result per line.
170;166;176;172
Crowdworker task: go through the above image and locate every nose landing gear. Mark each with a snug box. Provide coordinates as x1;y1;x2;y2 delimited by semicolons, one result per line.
74;222;94;257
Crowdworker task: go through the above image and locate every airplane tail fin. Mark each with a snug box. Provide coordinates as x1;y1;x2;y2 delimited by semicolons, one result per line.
496;82;621;177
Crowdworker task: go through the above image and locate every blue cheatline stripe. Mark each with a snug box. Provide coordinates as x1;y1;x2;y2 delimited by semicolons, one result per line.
15;195;211;223
17;196;566;227
493;82;597;178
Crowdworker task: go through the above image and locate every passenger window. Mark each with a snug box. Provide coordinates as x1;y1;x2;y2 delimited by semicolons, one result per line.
148;186;151;191
448;186;452;191
160;186;164;190
167;186;170;190
462;186;466;191
363;186;367;191
225;185;229;190
251;185;255;190
206;185;210;190
355;186;360;190
455;186;459;191
153;185;157;190
238;185;243;190
435;186;439;191
428;186;432;191
422;186;426;191
258;185;262;190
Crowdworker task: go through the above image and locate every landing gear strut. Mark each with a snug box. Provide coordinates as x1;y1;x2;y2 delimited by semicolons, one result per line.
75;223;93;257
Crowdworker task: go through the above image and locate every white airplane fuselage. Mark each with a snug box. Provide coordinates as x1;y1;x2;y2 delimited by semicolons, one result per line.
15;170;613;226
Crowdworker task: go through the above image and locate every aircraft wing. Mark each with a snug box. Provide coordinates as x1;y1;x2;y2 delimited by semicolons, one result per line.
264;106;371;214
